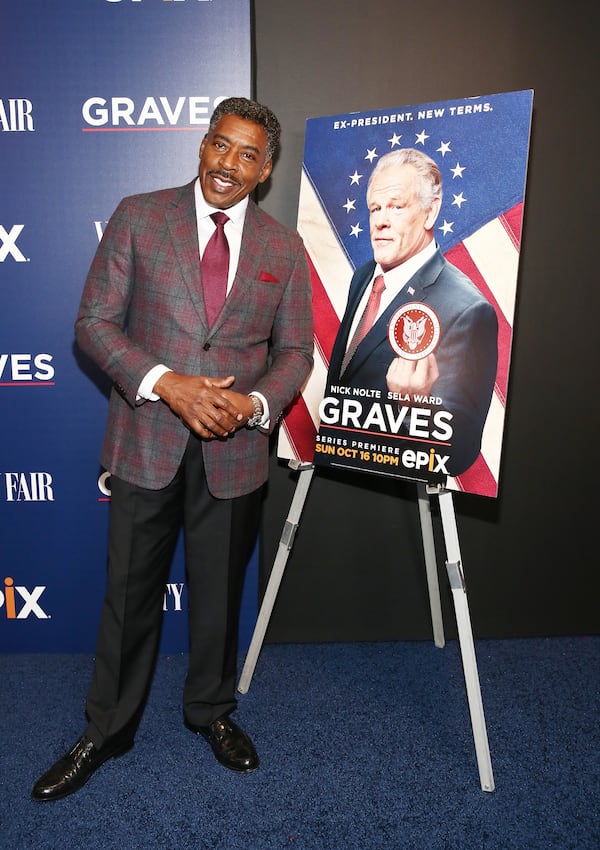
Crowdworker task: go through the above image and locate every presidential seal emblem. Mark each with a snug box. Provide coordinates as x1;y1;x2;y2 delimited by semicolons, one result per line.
388;302;441;361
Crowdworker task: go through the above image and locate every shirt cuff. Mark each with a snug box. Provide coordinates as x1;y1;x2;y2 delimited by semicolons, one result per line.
136;365;172;403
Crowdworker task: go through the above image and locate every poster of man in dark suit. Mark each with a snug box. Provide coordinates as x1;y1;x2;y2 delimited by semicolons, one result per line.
321;147;498;480
278;91;533;497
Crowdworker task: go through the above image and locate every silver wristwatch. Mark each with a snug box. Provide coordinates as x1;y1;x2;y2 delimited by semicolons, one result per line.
246;393;263;428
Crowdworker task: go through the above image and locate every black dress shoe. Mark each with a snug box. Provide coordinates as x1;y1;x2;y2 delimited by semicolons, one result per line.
31;735;133;802
187;716;259;773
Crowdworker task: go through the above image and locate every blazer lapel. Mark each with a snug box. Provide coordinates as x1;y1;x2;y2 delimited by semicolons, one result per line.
345;249;445;377
165;180;208;327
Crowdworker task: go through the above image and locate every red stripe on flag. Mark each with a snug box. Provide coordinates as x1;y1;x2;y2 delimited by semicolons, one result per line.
444;241;511;404
281;392;317;463
306;251;340;365
499;201;523;249
453;452;498;498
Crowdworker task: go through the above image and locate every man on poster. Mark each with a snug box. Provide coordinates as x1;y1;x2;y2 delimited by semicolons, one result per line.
324;148;498;478
32;97;313;801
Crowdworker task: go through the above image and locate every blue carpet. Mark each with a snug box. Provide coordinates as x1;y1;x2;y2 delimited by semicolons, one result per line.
1;638;599;849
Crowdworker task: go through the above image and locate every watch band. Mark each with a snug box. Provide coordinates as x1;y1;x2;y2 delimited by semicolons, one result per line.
246;393;263;428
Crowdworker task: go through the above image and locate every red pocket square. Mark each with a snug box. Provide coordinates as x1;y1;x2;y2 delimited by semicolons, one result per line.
259;271;279;283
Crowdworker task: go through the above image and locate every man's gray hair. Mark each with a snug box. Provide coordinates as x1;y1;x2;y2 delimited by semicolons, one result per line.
367;148;443;209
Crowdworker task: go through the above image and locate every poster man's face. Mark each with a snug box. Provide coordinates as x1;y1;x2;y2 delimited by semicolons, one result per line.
367;164;441;272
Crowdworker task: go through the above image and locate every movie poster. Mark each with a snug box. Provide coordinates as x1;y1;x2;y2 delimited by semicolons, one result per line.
278;90;533;497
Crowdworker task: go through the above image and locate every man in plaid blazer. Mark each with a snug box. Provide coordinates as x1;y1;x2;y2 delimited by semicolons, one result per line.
32;98;314;801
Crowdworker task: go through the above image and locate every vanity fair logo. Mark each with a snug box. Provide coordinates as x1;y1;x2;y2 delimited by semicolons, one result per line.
0;99;34;132
0;577;50;619
2;472;55;502
0;354;55;386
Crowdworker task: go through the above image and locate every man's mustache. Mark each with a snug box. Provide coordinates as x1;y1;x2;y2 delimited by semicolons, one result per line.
209;169;242;186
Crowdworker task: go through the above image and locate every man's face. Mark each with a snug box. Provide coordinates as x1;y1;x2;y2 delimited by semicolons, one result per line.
198;113;273;209
367;164;441;272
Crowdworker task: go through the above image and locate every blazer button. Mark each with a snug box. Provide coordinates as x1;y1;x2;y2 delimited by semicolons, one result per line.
203;342;211;351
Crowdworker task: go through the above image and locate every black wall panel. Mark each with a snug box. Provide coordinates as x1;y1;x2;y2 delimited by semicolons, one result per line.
253;0;599;640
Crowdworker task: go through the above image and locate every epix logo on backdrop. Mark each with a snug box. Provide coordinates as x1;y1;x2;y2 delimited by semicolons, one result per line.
0;354;54;386
0;225;28;262
0;578;49;619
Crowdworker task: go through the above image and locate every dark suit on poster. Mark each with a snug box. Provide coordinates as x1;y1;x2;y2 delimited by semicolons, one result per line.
327;248;498;476
74;180;313;743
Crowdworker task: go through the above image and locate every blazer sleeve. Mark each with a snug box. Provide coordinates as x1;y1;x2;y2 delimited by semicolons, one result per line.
74;196;162;406
251;235;314;430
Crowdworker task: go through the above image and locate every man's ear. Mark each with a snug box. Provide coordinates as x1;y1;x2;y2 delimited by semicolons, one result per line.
425;196;442;230
198;134;208;159
258;159;273;184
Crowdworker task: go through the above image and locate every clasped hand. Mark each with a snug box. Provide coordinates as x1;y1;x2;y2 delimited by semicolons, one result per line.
154;372;255;439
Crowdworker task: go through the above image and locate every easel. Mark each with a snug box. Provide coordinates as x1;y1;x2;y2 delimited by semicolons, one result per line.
238;461;495;793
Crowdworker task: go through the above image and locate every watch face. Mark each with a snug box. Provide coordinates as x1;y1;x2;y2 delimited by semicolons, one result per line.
388;302;441;361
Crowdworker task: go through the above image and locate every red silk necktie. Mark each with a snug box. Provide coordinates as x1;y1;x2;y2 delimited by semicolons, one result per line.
202;212;230;326
341;274;386;375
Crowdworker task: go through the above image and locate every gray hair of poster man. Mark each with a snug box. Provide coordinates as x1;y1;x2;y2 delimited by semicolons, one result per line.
209;97;281;163
366;148;443;211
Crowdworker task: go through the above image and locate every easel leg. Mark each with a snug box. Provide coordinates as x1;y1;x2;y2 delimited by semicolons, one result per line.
417;483;445;648
438;489;495;792
237;465;315;694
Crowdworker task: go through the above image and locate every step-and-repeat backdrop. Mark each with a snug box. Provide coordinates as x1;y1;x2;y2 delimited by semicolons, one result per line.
1;0;252;652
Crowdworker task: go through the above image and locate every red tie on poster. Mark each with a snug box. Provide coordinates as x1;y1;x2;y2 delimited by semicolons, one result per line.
341;274;385;375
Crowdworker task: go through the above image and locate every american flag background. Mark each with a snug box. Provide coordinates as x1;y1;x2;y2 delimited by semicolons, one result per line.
278;90;533;498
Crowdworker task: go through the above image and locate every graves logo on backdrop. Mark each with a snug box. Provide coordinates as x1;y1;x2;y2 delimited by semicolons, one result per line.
82;95;219;131
0;99;34;132
0;354;54;386
0;577;50;619
98;470;111;501
106;1;211;4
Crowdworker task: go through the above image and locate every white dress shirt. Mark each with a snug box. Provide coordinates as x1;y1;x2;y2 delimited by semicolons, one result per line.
345;239;438;347
136;179;269;425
